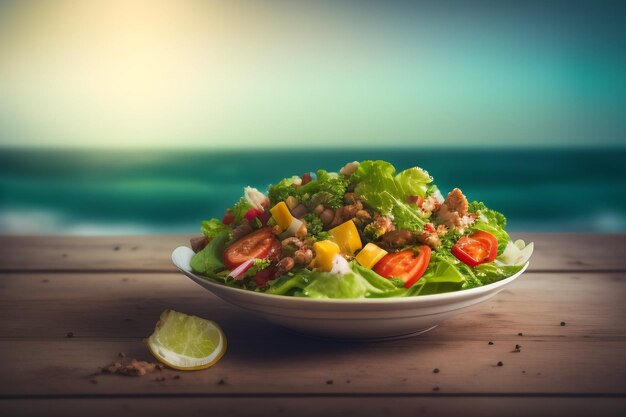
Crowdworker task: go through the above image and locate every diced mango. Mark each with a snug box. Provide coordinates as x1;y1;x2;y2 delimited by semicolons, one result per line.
355;243;388;269
270;201;294;230
329;220;362;254
312;240;341;272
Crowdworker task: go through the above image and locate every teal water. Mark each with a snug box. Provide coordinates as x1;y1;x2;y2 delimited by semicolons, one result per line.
0;148;624;234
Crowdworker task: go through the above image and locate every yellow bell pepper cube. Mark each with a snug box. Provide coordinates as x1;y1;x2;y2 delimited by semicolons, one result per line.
329;220;363;254
312;240;341;272
355;243;388;269
270;201;294;230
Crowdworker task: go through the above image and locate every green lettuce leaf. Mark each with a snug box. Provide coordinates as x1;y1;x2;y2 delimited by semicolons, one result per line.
268;170;348;209
298;170;349;209
395;166;431;198
268;177;299;204
267;263;399;299
415;255;466;295
265;272;312;296
231;197;253;222
190;231;229;275
201;218;232;239
350;160;431;231
303;272;371;299
468;201;510;254
472;263;523;285
351;263;399;292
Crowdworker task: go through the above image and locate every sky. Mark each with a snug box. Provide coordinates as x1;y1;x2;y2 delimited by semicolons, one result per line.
0;0;624;149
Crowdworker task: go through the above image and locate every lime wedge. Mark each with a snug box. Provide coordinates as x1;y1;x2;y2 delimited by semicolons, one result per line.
146;310;226;370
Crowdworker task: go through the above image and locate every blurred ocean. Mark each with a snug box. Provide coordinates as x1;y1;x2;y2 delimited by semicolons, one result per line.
0;148;624;235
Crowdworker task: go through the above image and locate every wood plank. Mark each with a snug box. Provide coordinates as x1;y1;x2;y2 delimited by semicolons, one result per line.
1;397;625;417
0;271;624;397
0;339;624;396
1;233;625;272
0;272;624;341
0;235;182;272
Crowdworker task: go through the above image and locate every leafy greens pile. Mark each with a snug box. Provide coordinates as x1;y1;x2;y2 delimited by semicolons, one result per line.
190;160;530;299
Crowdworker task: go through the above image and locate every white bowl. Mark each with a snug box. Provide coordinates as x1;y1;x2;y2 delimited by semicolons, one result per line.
172;246;528;341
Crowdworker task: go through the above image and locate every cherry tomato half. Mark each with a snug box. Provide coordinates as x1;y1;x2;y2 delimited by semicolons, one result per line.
451;231;498;267
253;265;278;288
471;231;498;263
373;246;432;288
222;227;281;270
407;195;424;207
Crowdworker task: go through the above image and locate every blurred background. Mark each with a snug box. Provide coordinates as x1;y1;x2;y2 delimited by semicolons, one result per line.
0;0;624;235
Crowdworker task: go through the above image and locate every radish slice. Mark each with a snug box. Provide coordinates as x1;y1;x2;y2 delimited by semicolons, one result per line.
284;218;303;236
279;218;304;239
244;187;267;211
228;258;256;280
497;240;534;266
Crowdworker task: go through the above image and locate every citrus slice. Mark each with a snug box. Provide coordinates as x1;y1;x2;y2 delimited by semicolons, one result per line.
146;309;226;370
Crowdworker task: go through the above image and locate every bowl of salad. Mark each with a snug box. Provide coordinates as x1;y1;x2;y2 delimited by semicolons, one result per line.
172;160;533;340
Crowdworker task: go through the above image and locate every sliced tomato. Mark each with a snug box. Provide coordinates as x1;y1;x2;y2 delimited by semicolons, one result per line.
373;246;432;288
222;227;281;270
451;231;498;267
471;231;498;262
408;195;424;207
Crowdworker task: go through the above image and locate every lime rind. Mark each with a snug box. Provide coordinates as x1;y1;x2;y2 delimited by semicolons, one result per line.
147;309;226;370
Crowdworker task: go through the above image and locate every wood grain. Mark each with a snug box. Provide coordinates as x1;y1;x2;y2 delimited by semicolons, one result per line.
1;234;624;417
2;233;625;273
1;397;625;417
0;272;624;341
0;271;624;397
0;339;624;396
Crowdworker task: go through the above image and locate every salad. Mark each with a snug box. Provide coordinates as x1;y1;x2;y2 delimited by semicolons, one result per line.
189;160;533;299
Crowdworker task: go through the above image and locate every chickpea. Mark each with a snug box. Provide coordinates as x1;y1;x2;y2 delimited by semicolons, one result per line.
320;208;335;224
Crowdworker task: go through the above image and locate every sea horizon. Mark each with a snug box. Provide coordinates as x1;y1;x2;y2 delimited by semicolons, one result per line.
1;146;624;235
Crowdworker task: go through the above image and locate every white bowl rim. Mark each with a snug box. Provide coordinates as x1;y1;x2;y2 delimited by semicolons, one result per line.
172;246;528;305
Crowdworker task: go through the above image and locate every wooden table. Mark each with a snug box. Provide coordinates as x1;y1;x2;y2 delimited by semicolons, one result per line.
1;233;625;417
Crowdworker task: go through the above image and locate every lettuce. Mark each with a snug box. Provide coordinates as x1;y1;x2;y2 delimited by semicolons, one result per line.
351;263;399;292
472;263;523;285
350;160;431;231
201;218;232;239
190;231;229;275
303;272;372;299
395;166;432;198
268;170;348;209
468;201;510;255
267;262;400;299
298;170;349;209
268;177;299;204
266;259;469;299
231;197;253;222
415;255;466;295
243;258;272;278
469;201;506;229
